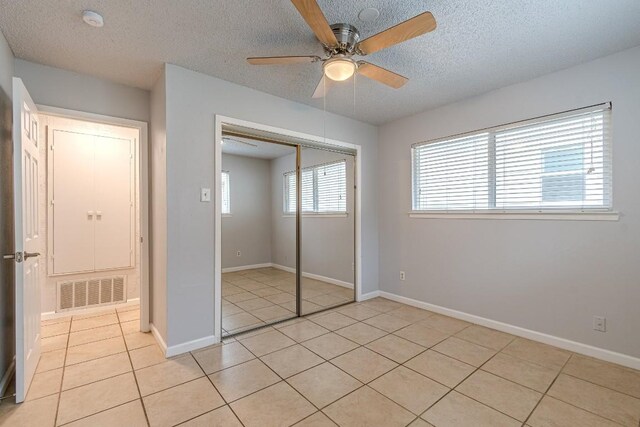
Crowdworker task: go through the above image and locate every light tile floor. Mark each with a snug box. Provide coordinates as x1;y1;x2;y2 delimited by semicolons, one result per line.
1;298;640;426
222;267;354;335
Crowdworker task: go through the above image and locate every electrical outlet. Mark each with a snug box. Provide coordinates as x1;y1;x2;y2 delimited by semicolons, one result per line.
400;271;406;281
593;316;606;332
236;250;241;257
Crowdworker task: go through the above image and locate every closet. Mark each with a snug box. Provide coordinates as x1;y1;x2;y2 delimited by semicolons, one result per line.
48;124;135;275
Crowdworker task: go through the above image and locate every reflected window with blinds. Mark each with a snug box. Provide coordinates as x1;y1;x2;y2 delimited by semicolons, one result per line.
412;104;612;212
221;171;231;214
284;160;347;214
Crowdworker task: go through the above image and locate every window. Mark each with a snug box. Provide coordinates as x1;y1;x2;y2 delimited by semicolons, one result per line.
412;104;612;212
284;160;347;214
221;171;230;214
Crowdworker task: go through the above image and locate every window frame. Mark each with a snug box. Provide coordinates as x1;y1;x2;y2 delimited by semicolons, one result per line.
283;159;348;216
410;103;618;221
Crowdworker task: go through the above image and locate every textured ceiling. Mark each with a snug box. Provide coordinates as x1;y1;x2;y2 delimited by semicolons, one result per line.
1;1;640;124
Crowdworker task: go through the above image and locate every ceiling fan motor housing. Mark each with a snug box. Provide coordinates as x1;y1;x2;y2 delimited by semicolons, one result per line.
329;23;360;54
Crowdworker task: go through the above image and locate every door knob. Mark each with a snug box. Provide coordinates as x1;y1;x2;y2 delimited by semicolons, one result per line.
24;252;40;259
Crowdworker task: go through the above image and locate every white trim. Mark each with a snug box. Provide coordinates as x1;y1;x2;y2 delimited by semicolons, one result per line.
150;323;168;355
165;334;219;358
378;291;640;371
409;211;620;221
36;105;150;333
222;263;273;273
0;357;15;397
41;298;140;321
271;264;354;289
214;115;362;340
358;291;381;302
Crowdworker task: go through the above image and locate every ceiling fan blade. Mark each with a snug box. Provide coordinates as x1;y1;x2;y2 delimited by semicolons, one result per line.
312;75;334;98
357;12;436;55
291;0;338;47
357;62;408;89
247;55;321;65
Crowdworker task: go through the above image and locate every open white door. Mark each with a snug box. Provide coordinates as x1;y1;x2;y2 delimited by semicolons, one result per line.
11;78;41;403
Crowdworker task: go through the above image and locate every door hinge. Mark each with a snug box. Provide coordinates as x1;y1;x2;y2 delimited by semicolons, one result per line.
140;236;143;243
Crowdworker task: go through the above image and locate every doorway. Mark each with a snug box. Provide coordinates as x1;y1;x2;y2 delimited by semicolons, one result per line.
215;116;362;339
37;107;149;332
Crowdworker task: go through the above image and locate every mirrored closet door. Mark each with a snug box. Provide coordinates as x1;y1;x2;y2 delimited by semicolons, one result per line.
299;147;356;315
220;137;298;336
220;132;356;336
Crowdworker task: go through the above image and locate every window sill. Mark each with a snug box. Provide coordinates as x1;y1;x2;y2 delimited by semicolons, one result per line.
282;213;349;218
222;213;232;217
408;211;620;221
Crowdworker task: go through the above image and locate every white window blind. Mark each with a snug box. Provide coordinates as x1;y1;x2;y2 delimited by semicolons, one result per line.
284;160;347;213
412;104;612;212
221;171;230;214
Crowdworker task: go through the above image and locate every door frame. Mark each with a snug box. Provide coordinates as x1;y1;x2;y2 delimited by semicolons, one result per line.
36;105;150;332
213;115;362;341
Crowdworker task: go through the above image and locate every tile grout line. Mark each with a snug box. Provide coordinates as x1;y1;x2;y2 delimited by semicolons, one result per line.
228;336;328;421
530;353;630;427
521;352;573;426
114;309;151;427
51;312;72;426
187;351;246;427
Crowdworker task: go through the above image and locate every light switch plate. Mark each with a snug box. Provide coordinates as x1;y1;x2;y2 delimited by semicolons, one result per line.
200;188;211;202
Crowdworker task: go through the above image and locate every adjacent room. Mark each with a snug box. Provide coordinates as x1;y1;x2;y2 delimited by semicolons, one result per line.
0;1;639;426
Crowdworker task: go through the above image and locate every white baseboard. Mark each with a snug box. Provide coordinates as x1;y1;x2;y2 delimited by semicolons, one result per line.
0;357;15;398
150;323;168;355
150;323;219;358
165;335;219;358
41;298;141;321
378;291;640;371
358;290;380;302
271;264;354;289
222;263;272;273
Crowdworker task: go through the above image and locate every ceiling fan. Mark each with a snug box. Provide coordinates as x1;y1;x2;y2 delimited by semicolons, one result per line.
247;0;437;98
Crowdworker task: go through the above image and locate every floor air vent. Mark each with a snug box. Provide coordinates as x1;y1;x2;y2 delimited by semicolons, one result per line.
57;275;127;312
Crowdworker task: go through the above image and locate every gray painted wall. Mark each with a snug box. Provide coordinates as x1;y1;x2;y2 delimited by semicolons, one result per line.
378;46;640;358
150;69;167;340
14;59;150;122
0;30;12;98
0;28;14;391
271;148;355;285
221;153;273;269
161;63;378;347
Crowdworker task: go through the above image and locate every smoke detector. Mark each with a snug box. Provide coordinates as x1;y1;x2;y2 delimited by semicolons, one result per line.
358;7;380;23
82;10;104;28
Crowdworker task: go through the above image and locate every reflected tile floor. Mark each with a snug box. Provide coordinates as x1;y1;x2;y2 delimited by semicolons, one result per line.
222;267;354;335
1;298;640;426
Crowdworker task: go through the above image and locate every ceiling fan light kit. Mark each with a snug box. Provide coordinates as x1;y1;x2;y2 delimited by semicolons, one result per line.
247;0;437;98
323;56;357;81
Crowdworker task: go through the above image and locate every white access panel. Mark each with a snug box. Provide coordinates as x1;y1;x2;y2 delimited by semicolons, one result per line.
94;135;134;270
51;130;96;273
49;120;136;275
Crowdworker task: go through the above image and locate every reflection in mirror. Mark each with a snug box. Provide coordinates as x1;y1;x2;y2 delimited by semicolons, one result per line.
220;136;297;336
296;148;356;315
